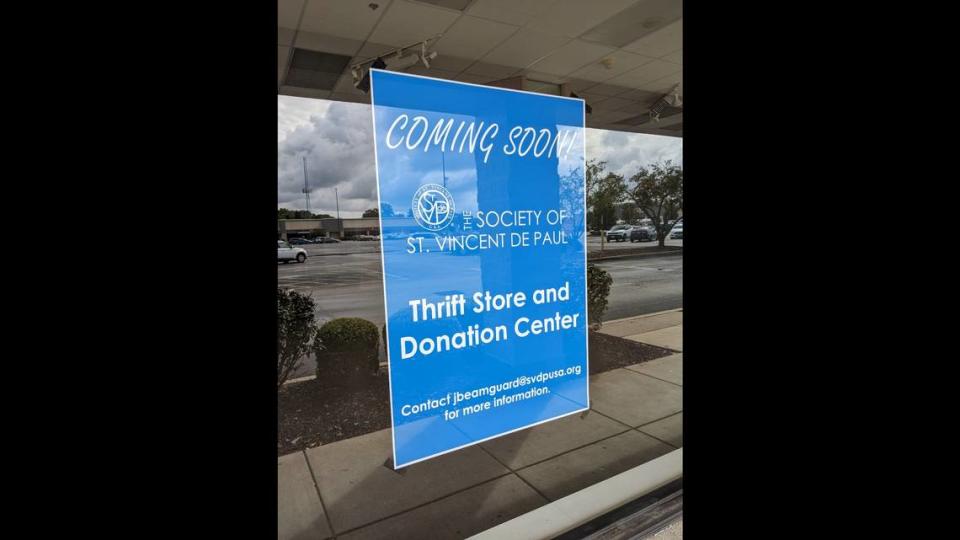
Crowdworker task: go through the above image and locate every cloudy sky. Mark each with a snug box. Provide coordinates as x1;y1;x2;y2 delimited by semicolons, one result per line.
278;95;682;218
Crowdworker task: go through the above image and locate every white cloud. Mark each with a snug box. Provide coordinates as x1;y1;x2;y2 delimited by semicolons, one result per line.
585;128;683;179
278;96;331;143
278;98;376;218
278;96;682;217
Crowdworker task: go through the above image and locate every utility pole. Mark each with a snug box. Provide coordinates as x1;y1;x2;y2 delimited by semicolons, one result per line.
335;187;342;238
302;156;311;214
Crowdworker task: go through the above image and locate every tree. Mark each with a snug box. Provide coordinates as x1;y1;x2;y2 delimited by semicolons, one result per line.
626;162;683;247
278;208;332;220
619;202;639;223
362;208;379;218
585;159;626;231
380;203;395;218
277;288;319;388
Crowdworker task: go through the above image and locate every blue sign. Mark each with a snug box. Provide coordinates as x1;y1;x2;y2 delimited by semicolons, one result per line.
370;69;588;468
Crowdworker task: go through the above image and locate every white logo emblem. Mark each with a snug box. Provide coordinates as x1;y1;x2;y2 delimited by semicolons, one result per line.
412;184;455;231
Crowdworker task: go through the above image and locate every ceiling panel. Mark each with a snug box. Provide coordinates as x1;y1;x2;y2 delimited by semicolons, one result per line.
278;0;682;137
300;0;391;41
284;48;353;90
294;30;364;56
526;40;615;76
605;59;681;87
579;0;681;48
480;28;570;68
427;54;475;72
278;46;292;86
402;65;459;79
280;85;332;99
616;100;654;114
464;61;522;78
521;71;568;84
637;71;681;93
563;78;598;92
328;91;369;104
526;0;640;38
279;26;296;46
591;96;633;111
466;0;558;26
367;0;461;47
581;83;632;97
617;87;661;101
621;18;682;57
454;72;493;84
577;92;610;105
589;109;636;124
568;50;655;82
661;49;682;64
414;0;472;10
279;0;306;29
356;41;402;58
433;15;519;61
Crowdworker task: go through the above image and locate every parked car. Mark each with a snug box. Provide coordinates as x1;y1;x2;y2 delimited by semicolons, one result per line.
407;231;439;243
314;237;340;243
288;237;313;245
605;224;632;242
630;226;654;242
669;218;683;239
278;240;307;263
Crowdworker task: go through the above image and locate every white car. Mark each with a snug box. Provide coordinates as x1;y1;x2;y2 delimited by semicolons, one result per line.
669;219;683;239
277;240;307;263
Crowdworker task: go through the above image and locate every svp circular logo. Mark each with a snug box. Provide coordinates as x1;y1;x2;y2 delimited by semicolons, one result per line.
412;184;455;231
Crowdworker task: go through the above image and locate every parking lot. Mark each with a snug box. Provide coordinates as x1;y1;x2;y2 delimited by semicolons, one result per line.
279;239;682;378
586;235;683;251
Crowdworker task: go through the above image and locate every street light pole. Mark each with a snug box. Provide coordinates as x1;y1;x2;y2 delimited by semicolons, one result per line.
442;151;447;188
600;214;605;252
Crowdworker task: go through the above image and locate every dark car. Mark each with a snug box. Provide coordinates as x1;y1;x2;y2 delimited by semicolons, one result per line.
288;237;313;245
630;226;655;242
314;237;340;243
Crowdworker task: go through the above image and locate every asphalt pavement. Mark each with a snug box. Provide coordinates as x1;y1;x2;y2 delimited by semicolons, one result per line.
279;239;682;379
586;235;683;251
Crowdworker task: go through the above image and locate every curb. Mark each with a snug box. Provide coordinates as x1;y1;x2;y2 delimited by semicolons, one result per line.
290;248;679;260
301;250;381;257
588;248;682;262
282;374;316;386
602;308;683;326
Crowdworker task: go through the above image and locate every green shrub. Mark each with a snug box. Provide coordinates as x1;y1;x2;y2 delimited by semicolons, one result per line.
319;318;379;352
587;263;613;327
382;324;388;362
316;318;380;376
277;288;318;388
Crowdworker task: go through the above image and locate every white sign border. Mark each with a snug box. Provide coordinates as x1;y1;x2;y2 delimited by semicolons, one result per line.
369;68;590;469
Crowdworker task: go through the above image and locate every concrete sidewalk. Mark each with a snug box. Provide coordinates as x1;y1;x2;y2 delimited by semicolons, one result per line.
598;309;683;353
278;332;683;539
